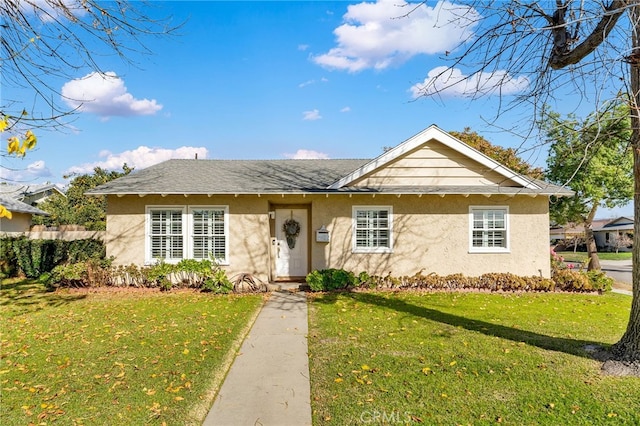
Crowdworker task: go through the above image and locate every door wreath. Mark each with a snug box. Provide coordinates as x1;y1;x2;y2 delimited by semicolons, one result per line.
283;218;301;249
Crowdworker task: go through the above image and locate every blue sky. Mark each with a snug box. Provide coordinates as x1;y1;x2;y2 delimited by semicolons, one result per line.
2;0;632;217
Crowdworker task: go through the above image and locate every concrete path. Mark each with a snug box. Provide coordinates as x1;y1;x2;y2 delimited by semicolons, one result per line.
203;290;311;426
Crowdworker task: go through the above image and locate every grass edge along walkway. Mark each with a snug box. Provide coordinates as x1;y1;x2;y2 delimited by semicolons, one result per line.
0;280;266;426
186;293;266;424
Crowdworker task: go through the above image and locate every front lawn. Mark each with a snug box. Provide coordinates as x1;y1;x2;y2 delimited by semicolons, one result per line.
0;279;264;425
308;291;638;425
557;251;632;262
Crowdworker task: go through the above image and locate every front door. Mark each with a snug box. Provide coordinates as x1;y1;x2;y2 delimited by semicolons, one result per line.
274;208;308;279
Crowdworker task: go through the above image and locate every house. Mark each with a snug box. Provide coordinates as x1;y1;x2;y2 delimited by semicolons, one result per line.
88;125;572;282
593;216;634;251
549;222;585;244
0;182;65;207
0;196;49;232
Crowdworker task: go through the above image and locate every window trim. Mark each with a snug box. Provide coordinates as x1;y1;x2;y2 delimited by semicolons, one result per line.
352;205;393;254
187;205;229;265
468;206;510;253
145;205;187;264
145;205;230;265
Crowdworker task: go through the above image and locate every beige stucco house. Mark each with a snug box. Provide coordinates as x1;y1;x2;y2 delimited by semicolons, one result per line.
88;125;571;282
0;196;49;232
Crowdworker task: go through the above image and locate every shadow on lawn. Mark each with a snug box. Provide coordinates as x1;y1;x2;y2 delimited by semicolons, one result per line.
0;279;87;316
314;291;610;361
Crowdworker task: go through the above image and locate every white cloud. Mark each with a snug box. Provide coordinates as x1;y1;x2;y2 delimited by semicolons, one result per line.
298;44;310;51
302;109;322;121
0;160;52;181
284;149;330;159
21;0;86;23
299;78;329;88
299;80;315;88
409;66;529;98
313;0;479;72
65;146;208;175
340;106;351;113
61;72;163;118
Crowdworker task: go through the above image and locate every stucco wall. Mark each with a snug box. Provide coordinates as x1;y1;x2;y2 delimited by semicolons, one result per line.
311;194;550;278
106;195;272;281
106;193;551;280
0;212;32;232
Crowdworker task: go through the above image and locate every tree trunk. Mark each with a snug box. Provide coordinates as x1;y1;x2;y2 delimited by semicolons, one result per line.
584;204;601;271
611;3;640;361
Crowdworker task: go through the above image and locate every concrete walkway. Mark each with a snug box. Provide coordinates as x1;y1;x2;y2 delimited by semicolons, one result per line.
203;289;311;426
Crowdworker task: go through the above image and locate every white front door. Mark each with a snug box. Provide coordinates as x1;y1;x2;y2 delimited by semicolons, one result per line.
275;208;308;279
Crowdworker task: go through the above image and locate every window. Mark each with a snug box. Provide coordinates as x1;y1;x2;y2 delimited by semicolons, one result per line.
190;207;228;263
352;206;392;253
148;208;185;261
469;207;509;252
146;206;229;264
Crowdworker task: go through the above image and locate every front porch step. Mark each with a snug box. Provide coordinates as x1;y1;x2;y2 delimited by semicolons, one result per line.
268;282;308;292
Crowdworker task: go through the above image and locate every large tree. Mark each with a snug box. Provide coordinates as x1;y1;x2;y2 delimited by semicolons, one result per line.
34;165;133;230
542;102;633;271
413;1;640;364
450;127;544;179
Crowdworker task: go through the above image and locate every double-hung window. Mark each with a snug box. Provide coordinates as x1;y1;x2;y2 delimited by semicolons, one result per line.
148;207;185;261
352;206;393;253
146;206;229;264
189;207;228;263
469;207;509;253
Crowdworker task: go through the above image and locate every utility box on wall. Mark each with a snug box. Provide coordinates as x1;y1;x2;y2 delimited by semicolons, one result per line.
316;225;330;243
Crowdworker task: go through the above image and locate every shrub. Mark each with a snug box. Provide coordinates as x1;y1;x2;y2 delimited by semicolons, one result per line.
146;260;175;291
552;269;591;291
306;269;357;292
42;257;240;293
585;270;613;292
0;237;105;278
0;237;18;278
47;262;89;289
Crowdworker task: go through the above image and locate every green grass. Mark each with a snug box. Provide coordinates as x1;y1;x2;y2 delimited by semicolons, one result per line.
0;279;264;425
308;291;639;425
557;251;632;262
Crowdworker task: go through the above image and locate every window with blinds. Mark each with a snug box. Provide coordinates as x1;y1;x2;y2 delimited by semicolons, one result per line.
352;206;393;253
149;209;184;260
192;208;227;262
470;207;509;252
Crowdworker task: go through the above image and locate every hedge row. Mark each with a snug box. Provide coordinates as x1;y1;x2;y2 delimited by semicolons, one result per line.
305;268;613;293
0;237;105;278
42;259;267;294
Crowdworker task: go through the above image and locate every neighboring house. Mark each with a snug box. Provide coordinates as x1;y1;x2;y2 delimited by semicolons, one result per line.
0;196;49;232
549;222;585;244
0;182;65;206
88;125;572;282
593;216;634;251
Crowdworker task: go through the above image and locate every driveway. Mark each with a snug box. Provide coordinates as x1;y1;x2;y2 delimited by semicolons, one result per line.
599;259;632;285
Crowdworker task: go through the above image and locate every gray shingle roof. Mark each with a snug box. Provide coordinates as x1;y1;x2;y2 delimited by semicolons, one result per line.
87;158;572;197
87;159;369;195
0;196;49;215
